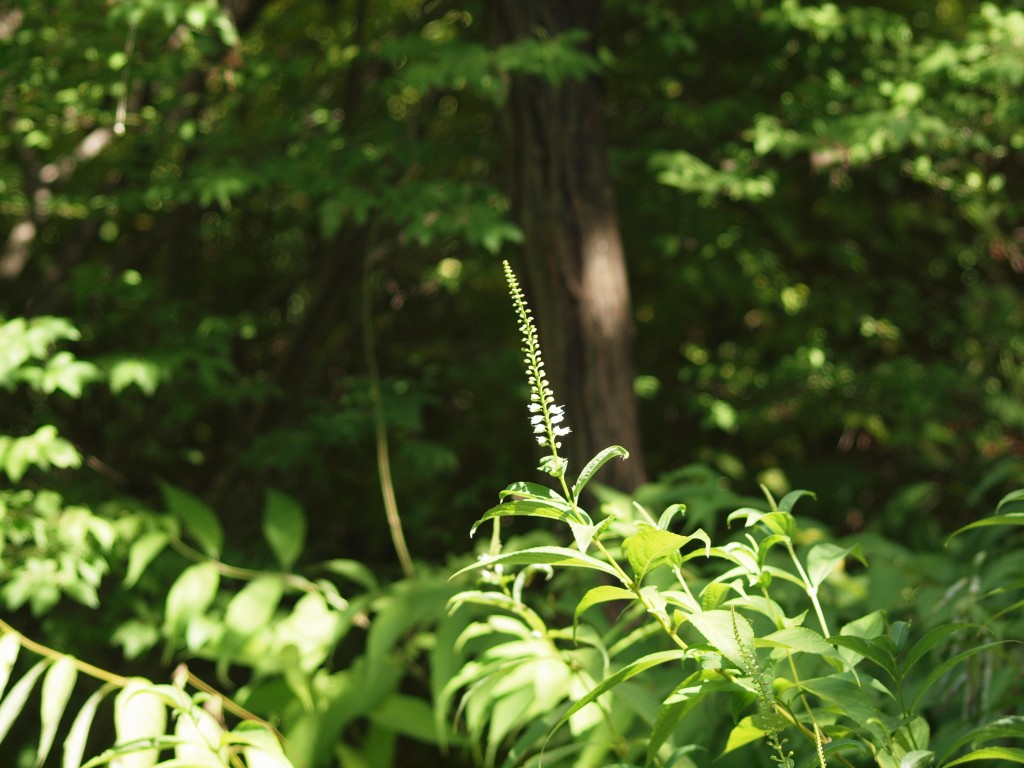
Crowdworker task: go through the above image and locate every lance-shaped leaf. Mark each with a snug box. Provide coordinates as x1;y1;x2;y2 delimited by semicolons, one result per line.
451;546;622;581
0;659;49;747
63;683;117;768
37;655;78;767
164;562;220;641
0;633;20;698
942;746;1024;766
911;641;1007;711
571;445;628;500
948;490;1024;541
470;501;584;537
778;489;816;514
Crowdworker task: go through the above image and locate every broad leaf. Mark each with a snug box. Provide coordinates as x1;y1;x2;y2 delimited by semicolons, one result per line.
111;680;167;768
263;489;306;570
571;445;629;499
573;585;636;635
622;527;710;582
159;483;223;558
757;627;840;661
806;542;865;589
687;609;756;671
321;559;379;591
797;739;870;768
37;655;78;767
164;562;220;640
829;635;897;679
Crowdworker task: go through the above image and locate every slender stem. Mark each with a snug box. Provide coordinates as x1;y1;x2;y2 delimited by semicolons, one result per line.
785;541;830;637
0;617;129;687
362;228;415;579
168;538;348;608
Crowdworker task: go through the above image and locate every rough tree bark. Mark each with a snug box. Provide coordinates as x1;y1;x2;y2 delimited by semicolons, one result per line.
491;0;646;492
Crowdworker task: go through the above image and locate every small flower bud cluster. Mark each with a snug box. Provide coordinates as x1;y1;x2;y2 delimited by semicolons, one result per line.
503;260;572;455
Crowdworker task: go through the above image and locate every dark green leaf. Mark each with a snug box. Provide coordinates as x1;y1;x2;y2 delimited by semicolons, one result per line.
160;483;223;558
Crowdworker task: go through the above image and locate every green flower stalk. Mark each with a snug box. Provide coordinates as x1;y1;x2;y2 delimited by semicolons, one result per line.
503;260;571;478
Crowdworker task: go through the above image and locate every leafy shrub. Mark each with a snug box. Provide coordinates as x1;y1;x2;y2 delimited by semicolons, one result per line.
439;262;1024;768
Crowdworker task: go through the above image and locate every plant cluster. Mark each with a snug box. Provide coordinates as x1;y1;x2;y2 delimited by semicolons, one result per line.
438;263;1024;768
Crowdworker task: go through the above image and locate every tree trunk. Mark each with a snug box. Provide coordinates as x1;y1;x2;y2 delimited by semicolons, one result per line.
491;0;646;492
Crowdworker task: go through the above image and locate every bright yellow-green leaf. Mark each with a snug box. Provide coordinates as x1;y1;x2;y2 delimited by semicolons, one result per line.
36;655;78;767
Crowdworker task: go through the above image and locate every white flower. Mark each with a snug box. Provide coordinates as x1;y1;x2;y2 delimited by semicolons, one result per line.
553;426;571;437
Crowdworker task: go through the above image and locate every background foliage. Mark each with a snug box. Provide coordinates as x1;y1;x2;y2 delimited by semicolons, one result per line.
1;0;1022;766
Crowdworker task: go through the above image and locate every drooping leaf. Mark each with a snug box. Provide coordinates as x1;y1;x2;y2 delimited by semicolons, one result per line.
0;659;49;747
263;489;306;570
571;445;629;500
942;746;1024;766
451;546;622;581
470;501;582;537
36;655;78;767
63;683;116;768
948;511;1024;541
0;633;20;698
159;483;223;558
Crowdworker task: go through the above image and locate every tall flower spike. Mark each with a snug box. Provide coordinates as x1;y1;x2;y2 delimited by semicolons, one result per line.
503;260;571;477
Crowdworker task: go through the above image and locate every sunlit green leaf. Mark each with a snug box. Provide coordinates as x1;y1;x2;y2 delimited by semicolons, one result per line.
159;483;223;558
125;531;170;588
571;445;629;500
164;562;220;641
263;489;306;570
36;655;77;767
451;546;622;581
111;679;167;768
0;659;48;747
63;683;116;768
